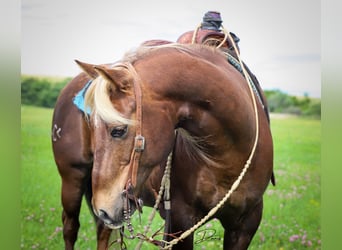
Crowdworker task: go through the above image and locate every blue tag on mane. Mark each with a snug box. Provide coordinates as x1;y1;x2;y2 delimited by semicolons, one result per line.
72;80;92;115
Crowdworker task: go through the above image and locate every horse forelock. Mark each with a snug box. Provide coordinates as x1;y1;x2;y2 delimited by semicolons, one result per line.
84;72;134;125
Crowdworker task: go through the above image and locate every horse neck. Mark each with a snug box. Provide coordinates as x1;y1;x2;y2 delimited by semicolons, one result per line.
134;49;255;163
165;66;254;140
139;54;256;164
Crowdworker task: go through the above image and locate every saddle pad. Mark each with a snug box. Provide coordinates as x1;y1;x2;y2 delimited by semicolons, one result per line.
72;79;92;115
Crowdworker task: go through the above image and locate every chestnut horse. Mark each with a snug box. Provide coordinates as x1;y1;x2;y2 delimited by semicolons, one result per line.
80;43;273;249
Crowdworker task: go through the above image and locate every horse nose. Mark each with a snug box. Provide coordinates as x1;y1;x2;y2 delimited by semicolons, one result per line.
98;209;115;226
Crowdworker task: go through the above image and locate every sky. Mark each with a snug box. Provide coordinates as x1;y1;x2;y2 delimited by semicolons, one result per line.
21;0;320;97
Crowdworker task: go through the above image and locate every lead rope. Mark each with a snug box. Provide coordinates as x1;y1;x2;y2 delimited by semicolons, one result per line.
134;150;173;250
160;25;260;250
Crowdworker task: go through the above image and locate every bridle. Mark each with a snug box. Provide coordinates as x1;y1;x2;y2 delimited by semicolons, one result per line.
119;62;145;239
123;62;145;189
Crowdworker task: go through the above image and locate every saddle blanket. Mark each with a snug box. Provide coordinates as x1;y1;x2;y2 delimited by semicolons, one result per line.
72;79;92;115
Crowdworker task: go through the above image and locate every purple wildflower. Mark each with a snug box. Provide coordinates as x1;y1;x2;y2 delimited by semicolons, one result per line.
289;234;300;242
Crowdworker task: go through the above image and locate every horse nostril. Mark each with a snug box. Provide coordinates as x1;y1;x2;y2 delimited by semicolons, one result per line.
96;209;123;230
98;209;112;223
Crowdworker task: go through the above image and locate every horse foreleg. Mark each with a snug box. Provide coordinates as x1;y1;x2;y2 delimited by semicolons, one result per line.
164;210;194;250
60;167;90;250
61;181;83;249
222;200;263;250
168;231;194;250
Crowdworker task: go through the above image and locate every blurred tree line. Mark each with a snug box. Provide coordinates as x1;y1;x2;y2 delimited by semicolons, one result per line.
21;76;321;118
264;89;321;118
21;75;72;108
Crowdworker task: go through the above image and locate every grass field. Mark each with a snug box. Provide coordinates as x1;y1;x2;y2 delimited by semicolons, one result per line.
21;105;320;249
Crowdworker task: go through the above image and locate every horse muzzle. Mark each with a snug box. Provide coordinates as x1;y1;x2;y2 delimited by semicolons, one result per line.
93;188;143;230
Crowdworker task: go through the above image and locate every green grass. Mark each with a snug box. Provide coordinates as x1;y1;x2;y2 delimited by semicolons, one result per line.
21;106;320;249
253;116;321;249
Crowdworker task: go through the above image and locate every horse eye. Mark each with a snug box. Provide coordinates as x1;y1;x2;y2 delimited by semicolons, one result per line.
110;125;128;138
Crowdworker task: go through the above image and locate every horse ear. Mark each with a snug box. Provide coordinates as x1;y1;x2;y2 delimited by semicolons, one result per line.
75;60;98;79
94;65;133;94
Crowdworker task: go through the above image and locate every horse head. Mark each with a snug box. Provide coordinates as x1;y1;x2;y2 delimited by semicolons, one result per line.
82;60;176;229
